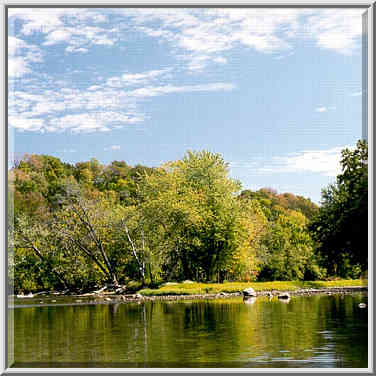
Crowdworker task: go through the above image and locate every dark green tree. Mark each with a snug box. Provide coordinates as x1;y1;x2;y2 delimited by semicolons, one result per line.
309;140;368;277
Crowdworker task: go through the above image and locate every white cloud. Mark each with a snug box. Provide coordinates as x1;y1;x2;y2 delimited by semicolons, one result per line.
128;82;235;98
106;68;171;88
315;107;327;112
9;8;363;75
8;57;30;77
315;106;336;113
105;145;121;151
8;116;44;131
8;36;27;56
43;29;72;45
9;9;116;53
8;36;43;78
303;9;363;55
125;8;363;71
9;74;235;133
255;145;354;177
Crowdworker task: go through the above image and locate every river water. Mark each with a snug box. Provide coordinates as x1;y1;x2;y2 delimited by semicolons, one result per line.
10;293;368;368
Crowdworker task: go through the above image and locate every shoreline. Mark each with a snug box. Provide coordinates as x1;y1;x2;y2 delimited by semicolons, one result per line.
10;286;367;308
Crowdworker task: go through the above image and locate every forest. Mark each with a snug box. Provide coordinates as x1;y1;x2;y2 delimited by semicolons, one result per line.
8;140;368;294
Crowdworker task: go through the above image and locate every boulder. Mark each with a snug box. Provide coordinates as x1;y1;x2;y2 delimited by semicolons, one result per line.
243;287;256;297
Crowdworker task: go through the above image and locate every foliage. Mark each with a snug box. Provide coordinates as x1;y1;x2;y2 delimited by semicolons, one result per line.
10;145;363;293
309;140;368;277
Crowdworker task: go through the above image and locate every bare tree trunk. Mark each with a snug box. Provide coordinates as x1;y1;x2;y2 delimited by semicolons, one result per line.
123;222;145;285
72;202;119;286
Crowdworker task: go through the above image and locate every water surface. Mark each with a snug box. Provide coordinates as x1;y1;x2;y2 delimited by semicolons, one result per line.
10;293;368;368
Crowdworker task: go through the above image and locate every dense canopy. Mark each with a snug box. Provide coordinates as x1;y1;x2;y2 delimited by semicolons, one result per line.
9;143;367;293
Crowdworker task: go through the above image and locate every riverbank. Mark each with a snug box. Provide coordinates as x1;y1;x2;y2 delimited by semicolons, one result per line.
11;285;367;309
11;279;367;307
138;279;367;297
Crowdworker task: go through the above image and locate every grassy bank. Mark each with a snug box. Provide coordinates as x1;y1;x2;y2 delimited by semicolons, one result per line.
138;279;367;296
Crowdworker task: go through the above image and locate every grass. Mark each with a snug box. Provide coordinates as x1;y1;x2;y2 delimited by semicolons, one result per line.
138;279;367;296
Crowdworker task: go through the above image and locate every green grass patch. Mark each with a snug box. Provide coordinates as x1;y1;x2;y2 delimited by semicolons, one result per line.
138;279;366;296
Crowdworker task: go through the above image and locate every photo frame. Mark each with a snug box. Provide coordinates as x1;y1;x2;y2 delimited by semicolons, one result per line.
2;1;374;374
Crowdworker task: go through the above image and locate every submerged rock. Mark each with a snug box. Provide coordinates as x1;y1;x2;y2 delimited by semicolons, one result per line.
359;303;367;308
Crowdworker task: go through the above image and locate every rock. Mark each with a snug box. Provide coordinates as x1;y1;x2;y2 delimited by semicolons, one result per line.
17;292;34;298
359;303;367;308
76;299;82;303
134;293;143;299
51;300;57;303
216;292;227;298
105;297;112;301
243;287;256;297
278;292;290;299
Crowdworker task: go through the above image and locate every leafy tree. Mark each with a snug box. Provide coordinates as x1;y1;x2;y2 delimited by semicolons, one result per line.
139;150;260;282
309;140;368;277
53;190;125;287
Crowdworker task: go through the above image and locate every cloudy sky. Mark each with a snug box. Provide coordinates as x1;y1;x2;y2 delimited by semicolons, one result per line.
8;7;364;203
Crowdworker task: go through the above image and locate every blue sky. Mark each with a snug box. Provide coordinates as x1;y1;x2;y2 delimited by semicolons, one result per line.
8;8;364;203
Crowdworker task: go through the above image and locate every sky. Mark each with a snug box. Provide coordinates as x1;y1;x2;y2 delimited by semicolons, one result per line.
8;8;365;203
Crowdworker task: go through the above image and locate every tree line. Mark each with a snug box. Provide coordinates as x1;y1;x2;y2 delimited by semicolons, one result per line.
8;141;368;293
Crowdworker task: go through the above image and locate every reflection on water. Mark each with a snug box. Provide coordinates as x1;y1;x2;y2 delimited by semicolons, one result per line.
10;293;368;368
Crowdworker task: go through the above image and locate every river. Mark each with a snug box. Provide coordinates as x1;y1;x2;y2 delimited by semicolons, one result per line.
9;292;368;368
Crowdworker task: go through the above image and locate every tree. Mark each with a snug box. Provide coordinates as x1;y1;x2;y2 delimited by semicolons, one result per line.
257;210;320;280
53;191;124;287
138;150;261;282
309;140;368;277
13;213;71;292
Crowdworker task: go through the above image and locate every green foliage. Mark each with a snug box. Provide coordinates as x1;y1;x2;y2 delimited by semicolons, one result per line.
138;150;257;282
10;149;342;293
309;140;368;276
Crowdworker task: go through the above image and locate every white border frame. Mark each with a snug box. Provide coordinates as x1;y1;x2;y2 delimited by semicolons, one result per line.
1;1;374;374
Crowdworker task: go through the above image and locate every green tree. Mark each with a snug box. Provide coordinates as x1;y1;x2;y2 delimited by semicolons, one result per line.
139;150;260;282
309;140;368;277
